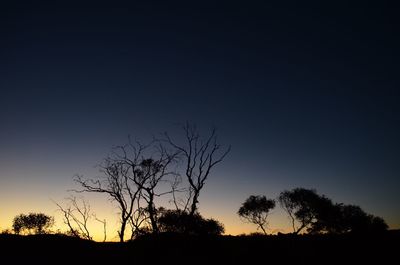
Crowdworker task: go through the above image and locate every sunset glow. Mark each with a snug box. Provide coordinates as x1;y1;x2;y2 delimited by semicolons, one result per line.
1;1;399;242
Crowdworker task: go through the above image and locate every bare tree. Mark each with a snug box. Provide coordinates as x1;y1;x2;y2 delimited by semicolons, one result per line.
54;196;93;240
94;214;107;242
170;175;190;211
115;141;179;234
72;125;226;239
74;138;180;240
54;200;80;238
73;157;140;242
128;204;148;239
165;123;230;216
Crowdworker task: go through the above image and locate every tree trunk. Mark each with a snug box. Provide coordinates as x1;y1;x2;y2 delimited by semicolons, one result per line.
189;191;199;216
295;223;306;235
148;194;159;233
119;219;127;242
259;224;267;235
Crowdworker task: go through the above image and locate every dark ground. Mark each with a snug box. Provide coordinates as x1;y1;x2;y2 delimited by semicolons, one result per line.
1;231;399;265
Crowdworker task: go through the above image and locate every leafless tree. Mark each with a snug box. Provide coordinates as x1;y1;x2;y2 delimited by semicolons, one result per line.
73;157;140;242
54;200;80;238
115;140;180;234
165;123;231;216
94;214;107;242
54;196;93;240
170;175;190;211
72;125;226;239
128;205;148;239
74;138;180;240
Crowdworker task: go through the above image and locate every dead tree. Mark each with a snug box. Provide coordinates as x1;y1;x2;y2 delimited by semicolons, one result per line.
116;140;179;234
165;123;230;216
94;215;107;242
73;157;140;242
128;201;148;239
54;196;93;240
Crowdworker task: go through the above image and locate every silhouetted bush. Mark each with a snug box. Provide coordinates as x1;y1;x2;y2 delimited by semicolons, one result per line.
12;213;54;235
1;229;12;235
157;209;224;235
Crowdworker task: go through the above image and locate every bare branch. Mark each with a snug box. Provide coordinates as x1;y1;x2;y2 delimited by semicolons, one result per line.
164;123;230;215
53;196;93;240
94;214;107;242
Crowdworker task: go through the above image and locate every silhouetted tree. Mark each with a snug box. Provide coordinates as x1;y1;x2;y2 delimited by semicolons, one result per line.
278;189;299;233
319;203;388;234
306;195;337;234
117;142;179;234
128;205;149;239
238;195;275;235
279;188;389;234
93;214;107;242
12;213;54;235
158;208;224;235
54;196;95;240
165;123;230;216
369;215;388;232
278;188;328;234
74;125;229;239
74;139;179;240
74;157;140;242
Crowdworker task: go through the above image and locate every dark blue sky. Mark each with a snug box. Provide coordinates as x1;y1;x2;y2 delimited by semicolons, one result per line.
1;1;399;235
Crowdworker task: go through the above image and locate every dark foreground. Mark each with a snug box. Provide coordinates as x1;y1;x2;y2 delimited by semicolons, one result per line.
1;231;399;265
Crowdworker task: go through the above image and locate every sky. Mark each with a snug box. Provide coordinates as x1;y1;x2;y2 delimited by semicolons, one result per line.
1;1;399;240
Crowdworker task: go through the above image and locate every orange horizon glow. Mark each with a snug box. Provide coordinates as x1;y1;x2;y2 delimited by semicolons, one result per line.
1;195;399;242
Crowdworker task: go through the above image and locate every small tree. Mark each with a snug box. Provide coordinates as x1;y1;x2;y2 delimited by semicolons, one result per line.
12;213;54;235
54;196;94;240
238;195;275;235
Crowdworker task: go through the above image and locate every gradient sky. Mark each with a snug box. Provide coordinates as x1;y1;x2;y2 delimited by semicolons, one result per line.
1;1;399;240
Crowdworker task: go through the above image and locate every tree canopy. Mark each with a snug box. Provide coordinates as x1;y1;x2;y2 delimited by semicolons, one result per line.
278;188;388;234
238;195;276;235
12;213;54;235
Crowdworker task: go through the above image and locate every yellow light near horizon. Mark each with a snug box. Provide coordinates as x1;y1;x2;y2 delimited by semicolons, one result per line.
1;190;399;241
